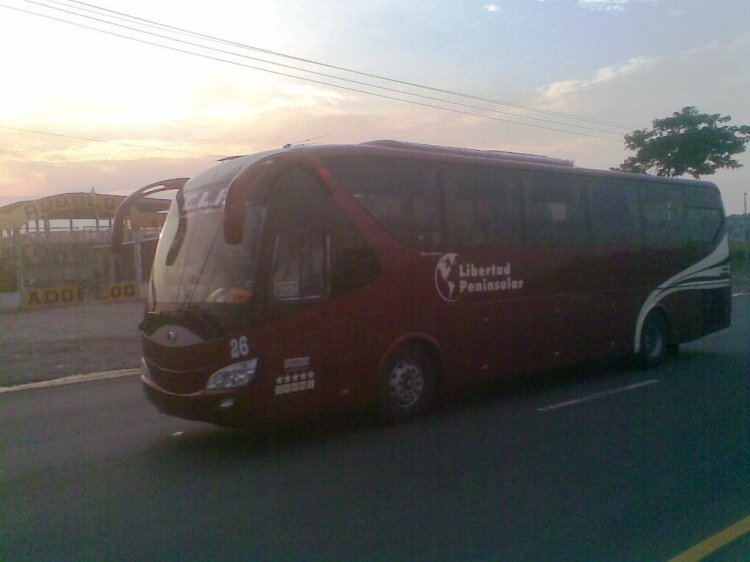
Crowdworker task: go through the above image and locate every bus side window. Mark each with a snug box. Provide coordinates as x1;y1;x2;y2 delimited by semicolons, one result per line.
684;188;723;245
269;166;381;302
330;242;381;298
589;180;640;245
324;157;440;248
273;231;327;301
685;207;723;244
442;166;521;248
641;185;684;248
524;173;588;246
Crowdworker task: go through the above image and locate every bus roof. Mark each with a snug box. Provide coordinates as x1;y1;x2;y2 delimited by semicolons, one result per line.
360;139;574;167
189;140;718;193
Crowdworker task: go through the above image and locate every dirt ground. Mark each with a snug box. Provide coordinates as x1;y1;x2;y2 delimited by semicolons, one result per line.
0;301;144;387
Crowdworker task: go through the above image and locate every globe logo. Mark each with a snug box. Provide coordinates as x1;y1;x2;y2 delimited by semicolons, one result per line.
435;253;461;302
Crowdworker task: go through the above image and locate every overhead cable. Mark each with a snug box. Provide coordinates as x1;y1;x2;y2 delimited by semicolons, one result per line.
2;0;628;141
1;125;223;157
60;0;635;131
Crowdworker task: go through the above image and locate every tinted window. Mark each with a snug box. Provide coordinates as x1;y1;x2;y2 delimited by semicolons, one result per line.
273;231;326;301
684;187;723;244
685;207;722;244
589;179;641;245
523;172;588;246
329;236;381;298
326;157;440;247
442;166;521;247
640;185;684;247
269;168;380;300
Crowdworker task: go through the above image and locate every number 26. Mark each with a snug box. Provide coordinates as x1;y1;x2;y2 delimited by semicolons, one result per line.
230;336;249;359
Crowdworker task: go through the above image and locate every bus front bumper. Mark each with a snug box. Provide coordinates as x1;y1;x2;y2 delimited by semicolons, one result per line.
141;375;258;427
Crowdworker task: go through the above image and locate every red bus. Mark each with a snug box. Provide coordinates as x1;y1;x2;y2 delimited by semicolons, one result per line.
113;140;731;426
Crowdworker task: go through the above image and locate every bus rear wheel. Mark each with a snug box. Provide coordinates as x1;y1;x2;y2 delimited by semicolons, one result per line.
378;345;435;424
640;312;668;368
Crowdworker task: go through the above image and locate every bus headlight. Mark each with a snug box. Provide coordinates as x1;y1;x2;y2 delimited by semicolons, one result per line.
206;358;259;390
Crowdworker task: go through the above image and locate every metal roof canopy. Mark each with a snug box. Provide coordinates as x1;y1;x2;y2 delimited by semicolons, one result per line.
0;191;170;232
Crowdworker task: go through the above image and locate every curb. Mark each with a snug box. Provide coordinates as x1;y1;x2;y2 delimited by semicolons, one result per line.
0;369;140;394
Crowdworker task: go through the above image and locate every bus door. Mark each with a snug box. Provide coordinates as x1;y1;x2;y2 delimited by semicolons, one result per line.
260;166;381;418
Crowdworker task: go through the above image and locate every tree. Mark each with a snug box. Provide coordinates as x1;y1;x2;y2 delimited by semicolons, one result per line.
617;106;750;179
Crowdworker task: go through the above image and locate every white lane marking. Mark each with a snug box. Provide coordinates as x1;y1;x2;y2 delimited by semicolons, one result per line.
537;379;660;412
0;369;140;394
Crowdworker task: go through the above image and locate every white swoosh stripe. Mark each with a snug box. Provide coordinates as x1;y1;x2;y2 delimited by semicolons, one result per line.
634;234;730;353
655;235;729;289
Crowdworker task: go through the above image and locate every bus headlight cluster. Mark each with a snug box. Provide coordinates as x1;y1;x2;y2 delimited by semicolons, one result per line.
206;358;259;390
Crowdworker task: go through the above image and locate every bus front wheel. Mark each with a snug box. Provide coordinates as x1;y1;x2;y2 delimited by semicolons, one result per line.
378;345;435;424
640;312;668;368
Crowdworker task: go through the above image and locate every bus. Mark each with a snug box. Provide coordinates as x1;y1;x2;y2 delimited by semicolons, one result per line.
113;140;731;426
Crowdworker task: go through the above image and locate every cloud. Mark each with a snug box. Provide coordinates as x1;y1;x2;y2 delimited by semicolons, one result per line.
535;35;750;122
275;84;350;107
578;0;628;11
577;0;655;11
484;3;501;12
535;56;657;110
527;36;750;213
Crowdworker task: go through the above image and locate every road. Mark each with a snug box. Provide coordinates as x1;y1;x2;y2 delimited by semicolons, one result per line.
2;298;749;561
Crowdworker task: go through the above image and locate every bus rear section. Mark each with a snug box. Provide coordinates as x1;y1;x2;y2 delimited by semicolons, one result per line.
121;141;731;427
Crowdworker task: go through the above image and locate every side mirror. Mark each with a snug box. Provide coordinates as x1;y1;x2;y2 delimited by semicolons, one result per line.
111;178;189;254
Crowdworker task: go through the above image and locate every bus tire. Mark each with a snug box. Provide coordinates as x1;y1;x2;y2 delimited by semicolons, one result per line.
378;345;435;424
640;312;668;368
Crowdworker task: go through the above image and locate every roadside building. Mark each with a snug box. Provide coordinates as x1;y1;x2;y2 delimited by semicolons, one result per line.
0;191;169;310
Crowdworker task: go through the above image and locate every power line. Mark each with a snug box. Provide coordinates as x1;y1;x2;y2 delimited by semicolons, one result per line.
10;0;630;139
60;0;635;132
14;0;624;138
1;125;223;157
2;0;630;142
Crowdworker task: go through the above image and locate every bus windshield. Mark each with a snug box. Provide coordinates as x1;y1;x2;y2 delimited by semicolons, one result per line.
151;181;266;308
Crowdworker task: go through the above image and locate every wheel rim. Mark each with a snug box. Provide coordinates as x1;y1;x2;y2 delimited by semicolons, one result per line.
388;360;425;408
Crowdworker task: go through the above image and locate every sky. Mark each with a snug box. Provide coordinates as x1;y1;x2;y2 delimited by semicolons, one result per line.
1;0;749;215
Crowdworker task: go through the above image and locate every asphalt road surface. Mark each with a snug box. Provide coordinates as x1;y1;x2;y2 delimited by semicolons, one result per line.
2;298;748;561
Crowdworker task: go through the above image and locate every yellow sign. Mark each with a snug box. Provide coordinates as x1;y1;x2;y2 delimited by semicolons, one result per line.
0;192;168;231
24;192;120;220
95;282;141;302
21;282;141;309
22;286;85;308
0;193;121;230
